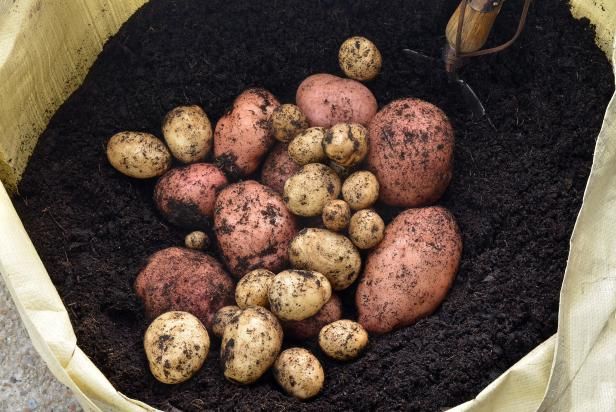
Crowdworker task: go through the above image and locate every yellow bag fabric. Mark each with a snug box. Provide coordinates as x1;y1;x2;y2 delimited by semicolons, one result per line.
0;1;614;410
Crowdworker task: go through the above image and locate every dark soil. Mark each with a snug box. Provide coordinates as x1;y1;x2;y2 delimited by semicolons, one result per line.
13;0;613;410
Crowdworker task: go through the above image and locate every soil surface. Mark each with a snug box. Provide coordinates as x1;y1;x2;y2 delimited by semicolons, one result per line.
13;0;613;410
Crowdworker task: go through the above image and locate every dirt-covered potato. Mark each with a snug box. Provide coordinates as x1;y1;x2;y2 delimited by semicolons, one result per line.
288;127;327;165
323;123;368;167
134;247;234;329
273;348;324;400
211;305;241;338
289;228;361;290
348;209;385;249
261;143;301;194
144;311;210;384
367;98;454;207
162;105;213;163
271;104;309;142
342;171;379;210
184;230;210;250
283;163;341;217
214;181;298;277
356;207;462;334
154;163;228;228
235;269;275;309
106;131;171;178
318;320;368;361
214;88;280;176
221;306;283;384
321;199;351;232
338;36;382;81
268;270;332;321
283;294;342;340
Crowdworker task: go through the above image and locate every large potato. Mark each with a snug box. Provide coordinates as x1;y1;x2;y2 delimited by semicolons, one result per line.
366;98;454;207
162;105;213;163
154;163;228;228
106;131;171;178
268;270;332;321
214;88;280;176
134;247;235;329
283;294;342;340
283;163;341;217
214;181;298;278
356;207;462;334
221;306;283;384
261;143;301;194
296;73;377;128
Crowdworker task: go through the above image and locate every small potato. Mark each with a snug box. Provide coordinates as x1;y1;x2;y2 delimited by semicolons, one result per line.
319;320;368;361
271;104;309;142
144;311;210;384
323;123;368;167
106;131;171;178
261;143;301;194
268;270;332;321
338;36;382;81
221;306;283;384
162;105;213;163
211;305;241;338
342;171;379;210
288;127;327;165
283;294;343;340
283;163;341;217
321;200;351;232
348;209;385;249
273;348;324;400
235;269;275;309
184;230;210;250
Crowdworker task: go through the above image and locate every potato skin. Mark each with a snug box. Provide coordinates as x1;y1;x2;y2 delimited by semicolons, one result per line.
106;131;171;178
296;73;377;128
318;320;368;361
154;163;228;229
212;305;241;338
283;294;343;340
273;348;325;400
261;143;301;194
214;181;298;278
214;88;280;176
283;163;341;217
366;98;454;207
162;105;213;163
268;270;332;321
356;207;462;334
134;247;235;329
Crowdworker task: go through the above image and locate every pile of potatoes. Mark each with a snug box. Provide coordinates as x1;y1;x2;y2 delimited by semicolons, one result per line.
106;36;462;399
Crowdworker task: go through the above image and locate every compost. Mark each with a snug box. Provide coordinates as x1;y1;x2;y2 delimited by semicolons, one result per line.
13;0;613;410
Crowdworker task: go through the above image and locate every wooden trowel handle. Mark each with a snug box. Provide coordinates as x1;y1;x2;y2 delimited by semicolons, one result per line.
446;0;503;54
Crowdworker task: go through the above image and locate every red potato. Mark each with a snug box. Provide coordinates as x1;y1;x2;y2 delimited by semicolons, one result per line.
214;88;280;176
283;294;343;340
154;163;228;229
134;247;235;330
356;207;462;334
260;143;301;194
214;181;298;278
296;73;377;128
367;98;454;207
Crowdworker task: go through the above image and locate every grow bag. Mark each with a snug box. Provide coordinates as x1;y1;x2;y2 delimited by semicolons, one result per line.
0;1;615;411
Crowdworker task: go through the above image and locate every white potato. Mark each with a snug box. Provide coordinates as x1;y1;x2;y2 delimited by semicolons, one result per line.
323;123;368;167
162;105;213;163
321;199;351;232
211;305;241;338
273;348;325;399
283;163;341;217
235;269;275;309
288;127;327;165
184;230;210;250
271;104;309;142
338;36;382;81
106;131;171;178
342;171;379;210
348;209;385;249
319;319;368;361
268;270;332;321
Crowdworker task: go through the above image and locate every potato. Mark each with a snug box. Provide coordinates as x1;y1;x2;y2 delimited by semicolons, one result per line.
273;348;324;400
296;73;377;128
356;207;462;334
212;305;241;338
184;230;210;250
318;320;368;361
134;247;235;329
154;163;228;228
321;200;351;232
235;269;275;309
214;181;298;277
342;171;379;210
289;228;361;290
214;88;280;176
323;123;368;167
221;306;283;384
271;104;309;142
268;270;332;321
283;294;342;340
162;105;213;163
144;311;210;384
283;163;341;217
338;36;382;81
261;143;301;194
366;98;454;207
106;131;171;178
288;127;327;165
348;209;385;249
